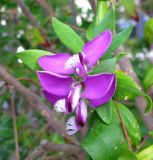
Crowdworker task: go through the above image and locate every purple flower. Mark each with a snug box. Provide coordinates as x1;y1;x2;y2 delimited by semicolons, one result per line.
37;30;116;135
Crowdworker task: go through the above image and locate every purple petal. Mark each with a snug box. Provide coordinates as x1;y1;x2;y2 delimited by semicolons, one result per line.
82;30;112;68
43;90;65;105
38;71;73;96
67;84;82;113
82;73;116;99
76;99;87;127
89;77;116;107
66;99;87;135
38;53;74;74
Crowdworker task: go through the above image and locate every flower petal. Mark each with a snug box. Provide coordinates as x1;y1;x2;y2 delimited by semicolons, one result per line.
76;99;87;127
65;99;87;135
82;30;112;68
82;73;116;99
43;90;65;105
38;71;73;96
38;53;74;74
68;84;82;113
89;77;116;107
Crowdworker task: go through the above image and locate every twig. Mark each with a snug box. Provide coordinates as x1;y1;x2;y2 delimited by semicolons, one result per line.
69;24;85;32
26;140;81;160
69;0;77;24
16;0;52;49
88;0;97;13
118;57;153;130
0;65;78;145
36;0;54;17
135;135;149;153
17;77;39;86
10;88;20;160
114;101;132;151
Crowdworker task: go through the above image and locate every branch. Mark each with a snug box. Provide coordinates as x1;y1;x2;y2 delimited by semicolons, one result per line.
0;65;78;144
115;101;132;151
88;0;97;13
10;89;20;160
36;0;54;17
118;57;153;130
26;140;81;160
16;0;52;48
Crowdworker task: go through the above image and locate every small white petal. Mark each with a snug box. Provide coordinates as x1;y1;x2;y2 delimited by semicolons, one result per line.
65;55;80;69
54;99;67;113
66;117;80;135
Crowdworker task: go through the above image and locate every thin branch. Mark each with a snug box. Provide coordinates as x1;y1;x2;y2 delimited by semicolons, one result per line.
36;0;54;17
114;101;132;151
16;0;52;48
118;57;153;130
69;0;77;24
10;88;20;160
88;0;97;13
0;65;78;144
135;135;149;153
17;77;39;86
26;140;81;160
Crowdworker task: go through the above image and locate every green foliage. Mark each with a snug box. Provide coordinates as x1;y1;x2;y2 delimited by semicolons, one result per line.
96;100;113;124
143;67;153;91
52;17;84;54
114;71;153;113
136;145;153;160
118;103;141;146
103;25;133;59
16;49;52;70
144;18;153;45
86;8;115;40
91;57;116;74
81;106;128;160
120;0;137;17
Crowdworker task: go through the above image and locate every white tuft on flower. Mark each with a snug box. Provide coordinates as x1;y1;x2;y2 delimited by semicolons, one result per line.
54;99;67;113
65;55;80;69
66;117;80;135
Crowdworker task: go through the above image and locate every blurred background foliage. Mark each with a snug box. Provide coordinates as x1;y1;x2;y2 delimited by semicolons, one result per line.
0;0;153;159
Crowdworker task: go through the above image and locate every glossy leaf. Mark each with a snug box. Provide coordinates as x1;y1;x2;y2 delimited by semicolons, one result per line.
81;107;128;160
117;148;137;160
103;25;133;59
118;103;141;146
136;145;153;160
120;0;137;17
144;18;153;44
52;17;84;54
16;49;52;70
114;71;152;114
96;100;112;124
86;8;115;40
91;57;116;74
143;67;153;91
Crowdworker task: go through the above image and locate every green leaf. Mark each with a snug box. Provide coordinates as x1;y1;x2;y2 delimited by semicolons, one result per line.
114;71;152;114
96;100;112;124
16;49;52;70
0;127;13;139
118;103;141;146
117;148;137;160
52;17;84;54
91;57;116;74
136;145;153;160
95;0;108;25
143;67;153;91
144;18;153;44
81;107;128;160
103;25;133;59
86;8;115;40
120;0;137;17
